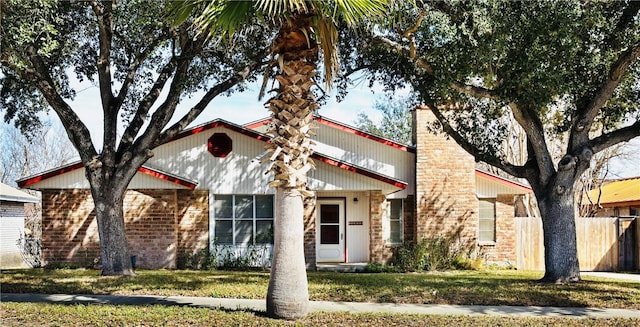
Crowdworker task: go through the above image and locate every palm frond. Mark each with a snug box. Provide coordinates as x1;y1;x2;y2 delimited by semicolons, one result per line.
315;17;339;89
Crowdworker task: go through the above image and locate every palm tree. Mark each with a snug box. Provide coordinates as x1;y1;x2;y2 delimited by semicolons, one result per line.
169;0;388;320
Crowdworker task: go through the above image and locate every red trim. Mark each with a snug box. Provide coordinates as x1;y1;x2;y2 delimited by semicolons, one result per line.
244;116;417;153
244;118;270;130
475;170;531;193
18;162;85;188
20;119;407;190
19;162;197;190
170;120;271;143
138;167;197;190
312;116;416;153
312;153;407;189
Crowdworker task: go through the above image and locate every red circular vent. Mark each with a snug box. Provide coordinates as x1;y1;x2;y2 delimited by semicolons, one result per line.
208;133;232;158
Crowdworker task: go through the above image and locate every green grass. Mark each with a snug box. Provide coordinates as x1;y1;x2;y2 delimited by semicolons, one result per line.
2;302;638;327
1;269;639;309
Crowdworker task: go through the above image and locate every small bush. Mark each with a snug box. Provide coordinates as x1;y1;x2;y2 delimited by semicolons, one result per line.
390;236;484;272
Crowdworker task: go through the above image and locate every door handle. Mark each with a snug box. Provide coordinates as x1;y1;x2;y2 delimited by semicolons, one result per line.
341;233;343;241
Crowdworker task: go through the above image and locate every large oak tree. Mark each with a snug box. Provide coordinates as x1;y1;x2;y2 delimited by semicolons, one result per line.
344;0;640;282
1;0;267;275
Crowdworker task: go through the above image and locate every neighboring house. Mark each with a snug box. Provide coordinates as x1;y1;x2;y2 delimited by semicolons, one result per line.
17;107;531;269
0;182;39;269
583;177;640;218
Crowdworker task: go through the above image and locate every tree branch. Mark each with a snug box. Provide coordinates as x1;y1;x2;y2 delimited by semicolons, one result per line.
125;33;205;161
14;46;98;163
425;103;527;178
373;35;499;100
158;57;266;145
90;0;115;108
571;43;640;148
590;121;640;155
91;0;118;167
508;102;555;184
117;58;177;153
112;28;171;111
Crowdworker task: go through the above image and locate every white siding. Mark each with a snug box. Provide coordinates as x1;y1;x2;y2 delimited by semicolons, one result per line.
0;216;27;269
476;174;530;197
309;161;402;195
149;128;275;194
313;124;414;191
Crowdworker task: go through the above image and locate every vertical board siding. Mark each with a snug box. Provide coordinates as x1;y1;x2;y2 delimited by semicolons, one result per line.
149;128;274;194
314;124;414;184
516;217;622;271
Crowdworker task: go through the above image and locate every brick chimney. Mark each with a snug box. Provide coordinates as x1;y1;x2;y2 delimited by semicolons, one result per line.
412;106;478;247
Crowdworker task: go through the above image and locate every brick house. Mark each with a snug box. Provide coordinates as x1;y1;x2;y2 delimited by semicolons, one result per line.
17;107;530;269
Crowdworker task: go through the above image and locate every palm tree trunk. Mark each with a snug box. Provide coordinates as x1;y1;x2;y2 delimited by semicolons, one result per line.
267;188;309;319
265;14;318;320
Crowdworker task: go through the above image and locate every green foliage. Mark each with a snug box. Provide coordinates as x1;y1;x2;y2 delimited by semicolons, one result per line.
1;0;266;132
390;237;484;272
342;0;639;162
353;95;415;145
178;243;272;271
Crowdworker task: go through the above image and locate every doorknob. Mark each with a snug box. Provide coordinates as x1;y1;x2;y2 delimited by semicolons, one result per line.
341;233;343;240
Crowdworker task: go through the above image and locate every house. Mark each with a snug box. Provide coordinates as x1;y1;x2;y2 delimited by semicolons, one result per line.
583;177;640;218
17;107;531;269
0;182;39;269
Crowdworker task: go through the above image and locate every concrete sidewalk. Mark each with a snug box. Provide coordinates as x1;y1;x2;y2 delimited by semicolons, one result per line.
2;293;639;319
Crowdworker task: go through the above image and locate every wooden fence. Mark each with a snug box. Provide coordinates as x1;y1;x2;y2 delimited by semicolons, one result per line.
515;217;637;271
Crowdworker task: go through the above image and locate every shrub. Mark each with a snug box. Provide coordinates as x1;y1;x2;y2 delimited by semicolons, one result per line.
390;236;484;272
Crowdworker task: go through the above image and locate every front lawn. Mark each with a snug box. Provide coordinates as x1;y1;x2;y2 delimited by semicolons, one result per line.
1;269;639;309
2;302;638;327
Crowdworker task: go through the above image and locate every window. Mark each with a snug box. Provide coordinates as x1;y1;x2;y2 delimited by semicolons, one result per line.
630;207;639;217
386;199;403;244
478;198;496;243
213;195;274;245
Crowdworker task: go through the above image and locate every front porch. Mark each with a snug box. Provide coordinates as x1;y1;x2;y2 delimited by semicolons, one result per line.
316;262;368;272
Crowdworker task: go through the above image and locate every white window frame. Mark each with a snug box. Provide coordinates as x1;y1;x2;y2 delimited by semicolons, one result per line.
478;198;496;244
212;194;274;246
385;198;404;244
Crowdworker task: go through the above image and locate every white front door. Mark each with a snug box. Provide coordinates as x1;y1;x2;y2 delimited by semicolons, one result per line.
316;199;345;262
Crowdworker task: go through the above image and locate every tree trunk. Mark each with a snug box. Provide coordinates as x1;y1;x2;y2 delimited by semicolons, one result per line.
266;187;309;319
537;177;581;283
92;186;134;276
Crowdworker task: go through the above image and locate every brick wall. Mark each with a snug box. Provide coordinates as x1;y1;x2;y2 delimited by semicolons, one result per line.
176;190;209;256
413;107;478;251
369;191;394;263
41;189;208;269
480;194;517;265
303;196;317;269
